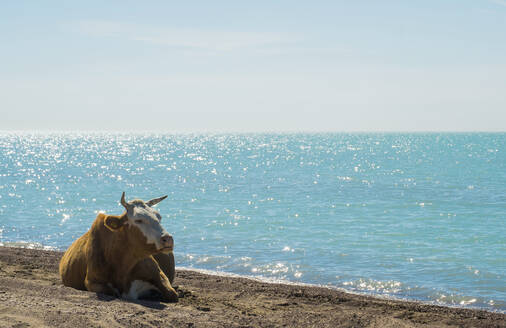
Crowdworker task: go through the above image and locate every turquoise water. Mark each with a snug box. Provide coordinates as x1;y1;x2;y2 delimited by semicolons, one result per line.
0;132;505;312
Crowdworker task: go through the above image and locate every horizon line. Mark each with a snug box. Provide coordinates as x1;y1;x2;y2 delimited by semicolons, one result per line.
0;129;504;135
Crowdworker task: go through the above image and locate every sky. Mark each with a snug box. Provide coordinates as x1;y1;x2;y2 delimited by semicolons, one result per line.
1;1;505;132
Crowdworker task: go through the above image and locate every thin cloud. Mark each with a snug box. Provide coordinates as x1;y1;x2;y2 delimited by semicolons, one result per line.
76;20;295;52
490;0;506;7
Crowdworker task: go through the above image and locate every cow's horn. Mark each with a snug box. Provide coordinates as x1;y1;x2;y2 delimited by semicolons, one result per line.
120;192;128;209
146;195;168;207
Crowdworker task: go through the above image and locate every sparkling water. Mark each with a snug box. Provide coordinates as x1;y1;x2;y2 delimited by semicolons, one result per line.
0;132;504;312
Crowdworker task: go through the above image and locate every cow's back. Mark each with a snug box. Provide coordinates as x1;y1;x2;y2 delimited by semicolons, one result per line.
59;231;89;290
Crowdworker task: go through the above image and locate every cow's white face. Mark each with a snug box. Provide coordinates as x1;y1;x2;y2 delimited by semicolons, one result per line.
121;193;173;252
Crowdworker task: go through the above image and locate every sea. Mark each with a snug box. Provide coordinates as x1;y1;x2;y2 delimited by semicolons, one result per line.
0;132;504;312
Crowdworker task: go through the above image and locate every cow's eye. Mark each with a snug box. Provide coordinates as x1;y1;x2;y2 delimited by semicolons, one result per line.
135;220;143;224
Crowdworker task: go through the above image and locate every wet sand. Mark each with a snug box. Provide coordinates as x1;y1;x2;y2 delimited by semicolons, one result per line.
0;246;504;328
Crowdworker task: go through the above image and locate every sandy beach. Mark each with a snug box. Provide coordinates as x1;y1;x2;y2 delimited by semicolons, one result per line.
0;246;504;328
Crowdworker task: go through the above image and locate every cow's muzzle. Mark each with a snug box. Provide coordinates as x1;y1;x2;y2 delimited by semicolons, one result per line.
160;233;174;251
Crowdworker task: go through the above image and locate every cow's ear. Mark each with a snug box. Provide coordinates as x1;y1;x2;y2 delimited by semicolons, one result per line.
104;216;125;231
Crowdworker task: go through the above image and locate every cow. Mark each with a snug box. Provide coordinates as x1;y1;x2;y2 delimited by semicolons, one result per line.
59;192;178;302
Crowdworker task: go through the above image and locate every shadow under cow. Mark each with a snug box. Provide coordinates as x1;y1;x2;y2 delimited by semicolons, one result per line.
95;292;168;310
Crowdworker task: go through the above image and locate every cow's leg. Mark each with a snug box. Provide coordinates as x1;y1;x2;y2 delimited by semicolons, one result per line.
84;276;119;297
153;252;175;285
130;256;178;303
151;271;178;303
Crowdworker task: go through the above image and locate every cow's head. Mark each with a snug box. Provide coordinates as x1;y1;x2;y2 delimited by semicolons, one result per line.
104;192;173;254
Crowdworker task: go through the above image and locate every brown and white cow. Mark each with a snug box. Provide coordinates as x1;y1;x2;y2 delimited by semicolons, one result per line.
59;192;178;302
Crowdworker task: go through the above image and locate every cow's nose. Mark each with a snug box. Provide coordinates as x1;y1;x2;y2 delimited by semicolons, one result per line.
160;234;174;249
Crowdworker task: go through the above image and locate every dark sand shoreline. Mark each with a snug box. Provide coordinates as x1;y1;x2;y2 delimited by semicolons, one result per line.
0;247;504;327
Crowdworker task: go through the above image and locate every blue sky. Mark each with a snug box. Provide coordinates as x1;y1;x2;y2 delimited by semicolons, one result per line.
1;1;505;132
